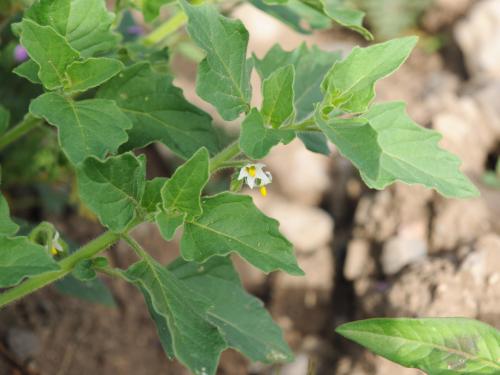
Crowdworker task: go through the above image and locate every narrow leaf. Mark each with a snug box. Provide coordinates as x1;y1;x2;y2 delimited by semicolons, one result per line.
76;153;146;232
161;147;210;218
0;236;59;287
240;109;295;159
97;63;219;159
321;36;417;113
337;318;500;375
261;65;295;127
181;192;303;275
30;92;132;164
180;0;252;120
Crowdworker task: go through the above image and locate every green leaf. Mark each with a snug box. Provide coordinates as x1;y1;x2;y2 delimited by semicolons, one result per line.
321;36;417;113
141;177;168;214
125;256;226;375
160;147;210;218
0;106;10;135
76;153;146;232
297;132;330;155
65;57;123;93
25;0;120;57
169;256;293;364
336;318;500;375
55;275;116;306
240;109;295;159
362;102;478;198
0;236;59;287
315;115;380;180
254;43;340;122
261;65;295;127
20;19;79;90
97;63;219;159
30;92;132;164
180;0;252;120
249;0;313;34
181;192;303;275
320;0;373;40
72;259;97;281
0;194;18;236
156;211;184;241
142;0;175;21
12;60;42;84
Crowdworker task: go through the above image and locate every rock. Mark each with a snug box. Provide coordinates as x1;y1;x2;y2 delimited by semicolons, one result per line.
455;0;500;78
431;197;490;251
473;82;500;138
7;328;40;362
344;239;373;280
423;0;474;32
280;353;309;375
381;236;427;275
461;234;500;283
263;140;332;206
251;193;334;254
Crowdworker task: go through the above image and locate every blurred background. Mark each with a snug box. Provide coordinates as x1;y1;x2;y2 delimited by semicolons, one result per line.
0;0;499;374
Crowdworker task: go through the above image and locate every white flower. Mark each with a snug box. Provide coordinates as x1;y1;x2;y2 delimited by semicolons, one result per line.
238;163;272;196
50;231;64;255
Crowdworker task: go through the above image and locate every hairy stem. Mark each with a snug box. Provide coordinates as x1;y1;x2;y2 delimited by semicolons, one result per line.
209;141;241;173
143;11;188;45
0;231;120;309
0;114;42;151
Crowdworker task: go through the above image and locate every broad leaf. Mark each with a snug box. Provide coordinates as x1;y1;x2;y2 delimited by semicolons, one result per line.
0;194;18;236
12;60;42;84
0;236;59;287
336;318;500;375
30;92;132;164
320;0;373;40
261;65;295;127
240;109;295;159
55;275;116;306
160;147;210;218
315;115;380;180
25;0;120;57
181;192;303;275
65;57;123;93
125;256;226;375
321;36;417;113
169;256;293;364
297;132;330;155
180;0;252;120
76;153;146;232
20;19;79;90
97;63;219;159
361;102;478;198
156;211;184;241
255;43;340;122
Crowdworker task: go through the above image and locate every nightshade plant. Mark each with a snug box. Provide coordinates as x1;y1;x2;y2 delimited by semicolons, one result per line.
0;0;499;374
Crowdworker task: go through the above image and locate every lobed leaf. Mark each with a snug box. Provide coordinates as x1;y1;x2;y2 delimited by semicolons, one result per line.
180;0;252;121
321;36;417;113
30;92;132;164
76;153;146;232
12;60;42;84
181;192;303;275
240;109;295;159
0;236;59;288
97;63;219;159
336;318;500;375
64;57;123;93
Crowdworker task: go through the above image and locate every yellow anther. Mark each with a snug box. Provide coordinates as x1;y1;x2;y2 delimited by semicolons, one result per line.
50;246;58;256
246;166;257;177
260;186;267;197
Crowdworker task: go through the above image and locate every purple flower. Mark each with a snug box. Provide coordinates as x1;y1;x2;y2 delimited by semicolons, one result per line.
127;25;145;36
14;45;28;62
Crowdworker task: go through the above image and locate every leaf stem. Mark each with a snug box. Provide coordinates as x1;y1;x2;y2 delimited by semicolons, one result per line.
209;140;241;173
0;231;120;309
143;11;188;45
122;234;149;259
0;114;42;151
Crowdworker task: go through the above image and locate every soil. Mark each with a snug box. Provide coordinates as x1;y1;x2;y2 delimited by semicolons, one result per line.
1;1;499;374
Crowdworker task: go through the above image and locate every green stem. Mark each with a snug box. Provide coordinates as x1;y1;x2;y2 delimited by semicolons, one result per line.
122;234;149;259
0;231;120;309
0;114;42;151
143;11;188;45
209;140;241;173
